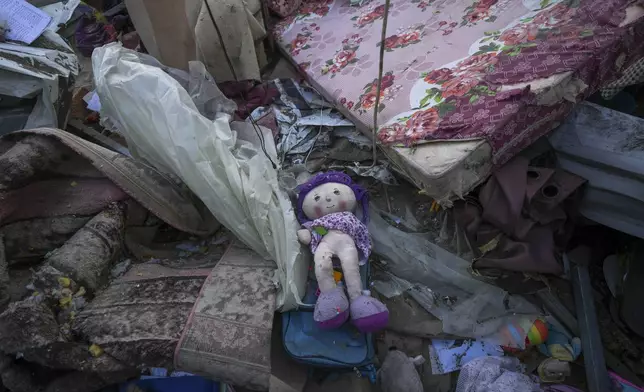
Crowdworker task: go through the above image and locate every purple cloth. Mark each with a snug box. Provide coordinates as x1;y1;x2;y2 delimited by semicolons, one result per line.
74;5;118;57
303;211;371;264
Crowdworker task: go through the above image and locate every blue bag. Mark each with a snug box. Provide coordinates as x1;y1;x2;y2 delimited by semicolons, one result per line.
281;264;376;382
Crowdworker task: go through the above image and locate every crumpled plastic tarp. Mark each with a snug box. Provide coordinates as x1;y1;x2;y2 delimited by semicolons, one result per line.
369;207;540;345
92;43;307;310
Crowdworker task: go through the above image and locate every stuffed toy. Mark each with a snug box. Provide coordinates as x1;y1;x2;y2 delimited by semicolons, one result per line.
296;171;388;332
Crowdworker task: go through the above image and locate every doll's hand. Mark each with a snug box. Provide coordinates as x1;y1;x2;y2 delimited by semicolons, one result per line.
297;229;312;245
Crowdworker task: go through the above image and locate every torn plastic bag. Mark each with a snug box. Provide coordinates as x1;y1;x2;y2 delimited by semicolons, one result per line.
369;207;540;346
92;43;307;310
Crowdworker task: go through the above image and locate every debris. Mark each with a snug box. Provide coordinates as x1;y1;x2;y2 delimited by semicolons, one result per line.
31;265;79;304
602;254;621;298
537;358;571;383
88;344;103;357
619;244;644;339
121;374;227;392
43;370;136;392
0;356;43;392
72;262;207;370
568;248;613;392
0;0;52;44
110;259;131;279
455;356;541;392
66;119;132;157
93;43;306;310
218;79;279;120
609;371;644;392
0;0;79;133
270;78;398;184
429;339;503;375
57;276;71;288
46;203;126;292
74;5;117;57
0;300;62;354
369;205;541;341
550;101;644;239
0;235;8;310
379;349;423;392
455;156;585;278
537;322;582;362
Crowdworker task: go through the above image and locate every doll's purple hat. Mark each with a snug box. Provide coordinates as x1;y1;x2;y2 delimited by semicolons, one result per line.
296;171;369;224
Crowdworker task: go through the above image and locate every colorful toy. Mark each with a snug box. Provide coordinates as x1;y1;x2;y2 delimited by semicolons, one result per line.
526;319;549;346
501;318;549;350
538;322;582;362
296;171;388;333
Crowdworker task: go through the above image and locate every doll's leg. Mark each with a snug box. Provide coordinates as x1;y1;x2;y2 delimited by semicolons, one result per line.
337;246;389;333
336;245;362;301
314;242;337;293
313;243;349;329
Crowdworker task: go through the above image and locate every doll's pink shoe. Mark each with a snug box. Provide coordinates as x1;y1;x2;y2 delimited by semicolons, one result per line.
350;292;389;333
314;286;349;329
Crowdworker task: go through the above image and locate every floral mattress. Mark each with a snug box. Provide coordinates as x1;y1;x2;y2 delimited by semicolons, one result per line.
274;0;644;201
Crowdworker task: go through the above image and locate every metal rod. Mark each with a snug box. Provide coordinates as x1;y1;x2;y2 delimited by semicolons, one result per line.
568;251;613;392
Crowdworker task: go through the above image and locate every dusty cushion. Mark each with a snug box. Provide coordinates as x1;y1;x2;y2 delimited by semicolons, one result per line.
268;0;301;17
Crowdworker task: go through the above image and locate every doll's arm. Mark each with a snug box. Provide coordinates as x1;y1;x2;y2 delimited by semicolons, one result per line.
297;229;312;245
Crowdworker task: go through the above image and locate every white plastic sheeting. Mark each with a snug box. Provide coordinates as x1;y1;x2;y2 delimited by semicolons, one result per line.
92;43;307;310
369;207;540;346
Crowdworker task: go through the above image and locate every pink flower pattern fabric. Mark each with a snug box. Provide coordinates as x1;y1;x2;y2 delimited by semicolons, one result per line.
274;0;644;164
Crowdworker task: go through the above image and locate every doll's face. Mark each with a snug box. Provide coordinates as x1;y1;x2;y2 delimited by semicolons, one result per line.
302;182;357;220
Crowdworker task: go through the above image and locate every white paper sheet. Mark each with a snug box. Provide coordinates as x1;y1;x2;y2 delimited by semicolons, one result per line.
429;339;503;374
83;90;102;112
0;0;52;44
41;0;81;31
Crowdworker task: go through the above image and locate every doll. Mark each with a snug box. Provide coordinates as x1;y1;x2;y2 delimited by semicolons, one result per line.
296;171;388;333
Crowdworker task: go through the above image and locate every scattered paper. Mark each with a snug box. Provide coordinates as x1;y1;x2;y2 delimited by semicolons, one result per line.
83;90;102;112
0;0;52;44
41;0;81;31
429;339;503;374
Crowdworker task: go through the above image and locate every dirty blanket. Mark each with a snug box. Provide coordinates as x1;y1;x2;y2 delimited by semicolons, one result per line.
0;128;218;266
